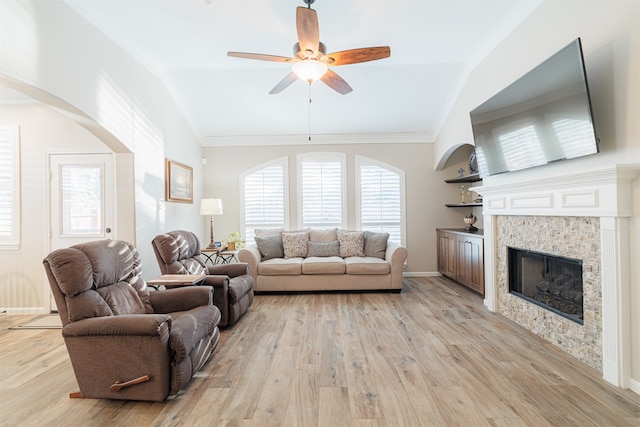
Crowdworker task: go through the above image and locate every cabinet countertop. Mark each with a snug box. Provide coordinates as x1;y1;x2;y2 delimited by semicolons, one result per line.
436;228;484;237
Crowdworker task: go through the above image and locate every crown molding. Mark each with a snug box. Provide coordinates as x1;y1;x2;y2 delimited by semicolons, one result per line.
201;132;433;147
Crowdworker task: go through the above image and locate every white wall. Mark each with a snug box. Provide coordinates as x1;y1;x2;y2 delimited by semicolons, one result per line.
434;0;640;392
0;0;206;301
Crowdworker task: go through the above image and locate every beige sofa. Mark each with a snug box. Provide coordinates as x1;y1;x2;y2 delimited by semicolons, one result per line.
238;228;407;292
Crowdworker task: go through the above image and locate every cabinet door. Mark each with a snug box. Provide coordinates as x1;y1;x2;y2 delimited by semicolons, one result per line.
467;236;484;294
437;232;446;274
455;235;484;294
437;231;456;278
456;236;471;286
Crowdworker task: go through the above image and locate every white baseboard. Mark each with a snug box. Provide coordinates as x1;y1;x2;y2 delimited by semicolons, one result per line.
630;377;640;396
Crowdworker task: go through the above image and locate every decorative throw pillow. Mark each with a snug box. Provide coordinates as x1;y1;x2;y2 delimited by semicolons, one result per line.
337;230;365;258
364;231;389;259
282;231;309;258
307;240;340;257
309;228;338;243
255;233;284;261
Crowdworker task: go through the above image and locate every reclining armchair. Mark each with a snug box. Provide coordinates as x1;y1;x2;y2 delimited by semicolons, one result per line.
152;230;254;327
43;239;221;401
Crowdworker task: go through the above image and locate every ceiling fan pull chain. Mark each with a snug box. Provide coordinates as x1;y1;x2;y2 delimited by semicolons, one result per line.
308;83;312;141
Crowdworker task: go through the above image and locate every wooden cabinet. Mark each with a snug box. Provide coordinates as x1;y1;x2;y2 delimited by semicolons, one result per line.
437;229;484;295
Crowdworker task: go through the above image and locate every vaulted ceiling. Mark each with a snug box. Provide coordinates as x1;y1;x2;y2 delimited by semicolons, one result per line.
14;1;542;146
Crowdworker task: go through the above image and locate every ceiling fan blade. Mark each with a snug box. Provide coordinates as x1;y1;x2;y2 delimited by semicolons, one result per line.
322;46;391;66
320;69;353;95
270;72;299;94
296;6;320;58
227;52;294;63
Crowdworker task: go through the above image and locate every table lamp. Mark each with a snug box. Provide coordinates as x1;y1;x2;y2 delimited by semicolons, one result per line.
200;198;223;249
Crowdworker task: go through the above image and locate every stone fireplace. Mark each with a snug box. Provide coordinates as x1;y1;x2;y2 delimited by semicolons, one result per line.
476;165;638;388
497;215;601;370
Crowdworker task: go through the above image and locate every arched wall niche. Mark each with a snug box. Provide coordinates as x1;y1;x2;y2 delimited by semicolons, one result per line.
436;142;475;173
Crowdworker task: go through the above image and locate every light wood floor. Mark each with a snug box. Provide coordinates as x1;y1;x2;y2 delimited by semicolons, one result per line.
1;277;639;426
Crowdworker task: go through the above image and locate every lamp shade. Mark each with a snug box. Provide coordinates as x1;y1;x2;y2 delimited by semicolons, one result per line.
292;60;328;83
200;198;223;215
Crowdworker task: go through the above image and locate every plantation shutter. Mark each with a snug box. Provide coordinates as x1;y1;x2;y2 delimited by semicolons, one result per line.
300;156;345;228
242;163;286;245
359;162;404;245
0;127;20;248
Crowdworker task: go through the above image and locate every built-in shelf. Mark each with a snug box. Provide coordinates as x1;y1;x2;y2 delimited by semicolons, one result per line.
445;203;482;208
444;173;481;184
445;173;482;207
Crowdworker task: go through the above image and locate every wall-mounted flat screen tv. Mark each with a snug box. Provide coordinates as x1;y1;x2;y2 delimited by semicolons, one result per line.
470;38;599;178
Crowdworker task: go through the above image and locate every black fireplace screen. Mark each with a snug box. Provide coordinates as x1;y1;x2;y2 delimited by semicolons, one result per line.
508;247;583;324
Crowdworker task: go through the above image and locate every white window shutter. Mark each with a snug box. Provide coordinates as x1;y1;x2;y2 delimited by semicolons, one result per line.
0;127;20;248
357;158;405;245
241;160;287;245
299;154;346;229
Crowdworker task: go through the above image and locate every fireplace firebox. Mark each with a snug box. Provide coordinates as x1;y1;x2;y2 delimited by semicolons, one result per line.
508;247;583;324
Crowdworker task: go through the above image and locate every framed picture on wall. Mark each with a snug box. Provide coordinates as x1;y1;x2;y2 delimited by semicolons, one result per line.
165;159;193;203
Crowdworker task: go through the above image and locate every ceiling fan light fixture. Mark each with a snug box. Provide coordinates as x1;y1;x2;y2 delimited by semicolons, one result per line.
292;60;327;83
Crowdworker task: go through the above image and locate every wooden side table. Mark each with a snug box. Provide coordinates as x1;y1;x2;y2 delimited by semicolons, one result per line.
147;274;206;289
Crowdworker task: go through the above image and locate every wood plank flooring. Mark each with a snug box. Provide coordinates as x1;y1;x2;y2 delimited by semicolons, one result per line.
1;277;639;426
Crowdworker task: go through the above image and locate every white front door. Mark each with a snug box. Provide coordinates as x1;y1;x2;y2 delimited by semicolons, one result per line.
49;153;115;250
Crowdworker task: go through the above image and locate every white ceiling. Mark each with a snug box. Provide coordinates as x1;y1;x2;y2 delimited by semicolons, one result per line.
38;1;541;145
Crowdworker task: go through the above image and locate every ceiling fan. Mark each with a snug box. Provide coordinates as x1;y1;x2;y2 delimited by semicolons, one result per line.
227;0;391;95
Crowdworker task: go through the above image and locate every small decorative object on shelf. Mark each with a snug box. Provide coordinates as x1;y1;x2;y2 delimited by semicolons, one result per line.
469;150;478;174
464;213;478;232
459;185;466;204
458;167;465;177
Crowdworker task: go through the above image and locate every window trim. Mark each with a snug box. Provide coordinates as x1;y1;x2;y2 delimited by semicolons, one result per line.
0;126;21;250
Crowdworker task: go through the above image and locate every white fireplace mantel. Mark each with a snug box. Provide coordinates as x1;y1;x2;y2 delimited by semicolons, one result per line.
475;164;639;389
475;164;639;218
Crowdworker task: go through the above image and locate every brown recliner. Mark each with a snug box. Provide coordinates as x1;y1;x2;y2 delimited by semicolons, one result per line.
151;230;254;327
43;239;221;401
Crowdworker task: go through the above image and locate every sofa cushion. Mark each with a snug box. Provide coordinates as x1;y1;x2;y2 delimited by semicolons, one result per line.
282;231;309;258
307;240;340;257
254;228;283;237
302;256;346;274
258;258;303;276
337;230;365;258
364;231;390;259
309;228;338;243
345;257;390;275
255;233;284;260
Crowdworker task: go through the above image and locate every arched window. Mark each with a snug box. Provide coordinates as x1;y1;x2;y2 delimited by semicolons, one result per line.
356;156;405;245
240;157;288;246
